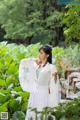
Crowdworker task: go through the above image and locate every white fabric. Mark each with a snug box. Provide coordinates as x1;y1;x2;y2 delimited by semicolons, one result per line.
19;57;37;92
19;57;61;120
49;64;61;107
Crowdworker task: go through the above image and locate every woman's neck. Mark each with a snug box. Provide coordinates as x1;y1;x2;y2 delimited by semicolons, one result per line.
41;59;47;67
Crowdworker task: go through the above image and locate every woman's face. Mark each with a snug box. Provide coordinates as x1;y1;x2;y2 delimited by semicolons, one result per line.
38;49;48;62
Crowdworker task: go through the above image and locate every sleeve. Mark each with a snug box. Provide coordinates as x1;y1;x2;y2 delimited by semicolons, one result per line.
49;64;58;88
19;57;37;92
49;64;61;107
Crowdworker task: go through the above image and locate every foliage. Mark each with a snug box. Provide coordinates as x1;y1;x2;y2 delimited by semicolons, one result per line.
12;111;25;120
0;0;63;45
63;45;80;68
29;97;80;120
0;0;80;46
53;45;80;77
0;41;41;119
63;0;80;45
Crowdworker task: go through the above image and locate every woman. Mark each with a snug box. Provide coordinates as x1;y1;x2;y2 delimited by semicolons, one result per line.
19;45;61;120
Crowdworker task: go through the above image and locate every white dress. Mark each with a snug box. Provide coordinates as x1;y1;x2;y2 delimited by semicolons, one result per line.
19;57;61;120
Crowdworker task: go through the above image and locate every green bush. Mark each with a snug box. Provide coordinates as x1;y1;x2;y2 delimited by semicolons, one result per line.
31;97;80;120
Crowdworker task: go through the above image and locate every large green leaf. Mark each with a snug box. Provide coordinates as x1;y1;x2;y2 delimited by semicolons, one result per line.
12;111;25;120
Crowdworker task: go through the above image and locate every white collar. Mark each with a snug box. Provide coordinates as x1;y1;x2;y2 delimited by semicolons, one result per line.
41;62;49;67
34;61;49;68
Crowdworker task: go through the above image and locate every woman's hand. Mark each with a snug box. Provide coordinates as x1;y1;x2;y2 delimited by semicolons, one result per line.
35;58;42;65
52;72;58;77
49;88;50;94
52;72;58;83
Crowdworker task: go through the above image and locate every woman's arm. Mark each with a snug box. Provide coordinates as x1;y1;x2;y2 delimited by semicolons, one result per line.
49;64;61;107
50;64;58;83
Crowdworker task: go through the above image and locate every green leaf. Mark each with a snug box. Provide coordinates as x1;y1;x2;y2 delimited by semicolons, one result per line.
12;111;25;120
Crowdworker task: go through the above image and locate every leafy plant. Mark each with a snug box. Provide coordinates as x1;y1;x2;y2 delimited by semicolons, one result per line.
63;0;80;44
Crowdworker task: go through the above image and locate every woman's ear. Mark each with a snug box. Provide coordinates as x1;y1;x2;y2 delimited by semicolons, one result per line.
47;54;49;58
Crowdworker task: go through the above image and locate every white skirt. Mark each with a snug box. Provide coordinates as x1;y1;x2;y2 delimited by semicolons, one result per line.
25;85;50;120
25;83;61;120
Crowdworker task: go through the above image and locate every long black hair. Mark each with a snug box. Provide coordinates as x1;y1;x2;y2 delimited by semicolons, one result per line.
39;45;52;64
